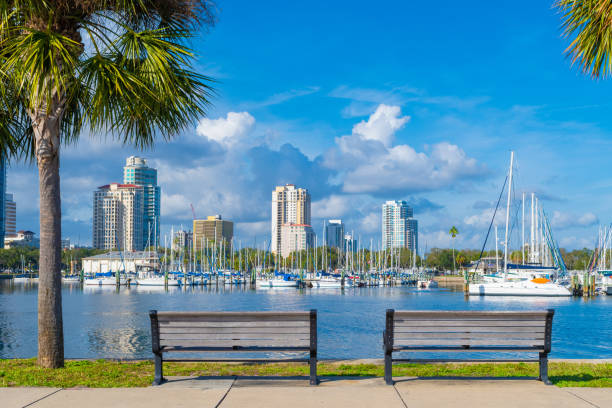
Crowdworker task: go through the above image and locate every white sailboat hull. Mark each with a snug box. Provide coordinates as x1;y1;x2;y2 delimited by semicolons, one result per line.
313;279;342;288
136;277;181;286
469;281;571;296
257;279;299;288
84;277;127;286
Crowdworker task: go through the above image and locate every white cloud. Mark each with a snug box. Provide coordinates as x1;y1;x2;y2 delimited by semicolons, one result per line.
311;195;352;219
352;104;410;147
551;211;599;229
360;212;380;234
324;105;487;195
196;111;255;146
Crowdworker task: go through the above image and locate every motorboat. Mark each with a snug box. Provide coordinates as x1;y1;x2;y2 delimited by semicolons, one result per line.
418;279;438;289
469;278;571;296
62;275;82;283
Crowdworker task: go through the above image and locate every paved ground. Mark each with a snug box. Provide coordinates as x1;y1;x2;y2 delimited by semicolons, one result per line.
2;377;611;408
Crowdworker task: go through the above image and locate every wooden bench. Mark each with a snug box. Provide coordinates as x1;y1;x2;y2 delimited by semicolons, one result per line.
383;309;554;385
149;310;318;385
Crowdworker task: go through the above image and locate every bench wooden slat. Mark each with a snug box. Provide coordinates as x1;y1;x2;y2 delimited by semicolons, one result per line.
158;313;309;322
392;339;544;346
394;326;545;333
392;347;545;352
393;332;545;340
162;346;310;352
393;311;549;318
160;333;311;341
160;326;311;335
394;320;545;327
160;339;310;348
159;321;310;328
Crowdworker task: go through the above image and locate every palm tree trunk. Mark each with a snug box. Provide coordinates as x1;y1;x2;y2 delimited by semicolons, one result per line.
34;111;64;368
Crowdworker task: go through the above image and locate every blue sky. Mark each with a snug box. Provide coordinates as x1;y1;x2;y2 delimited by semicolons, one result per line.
8;0;612;251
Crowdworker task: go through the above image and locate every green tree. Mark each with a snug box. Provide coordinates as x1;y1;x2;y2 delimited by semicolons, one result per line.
449;226;459;272
0;1;215;368
556;1;612;79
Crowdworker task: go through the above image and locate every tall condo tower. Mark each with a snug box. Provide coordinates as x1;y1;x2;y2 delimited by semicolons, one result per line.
93;183;144;251
271;184;311;254
0;158;6;248
123;156;160;247
5;193;16;238
382;200;418;252
325;219;344;248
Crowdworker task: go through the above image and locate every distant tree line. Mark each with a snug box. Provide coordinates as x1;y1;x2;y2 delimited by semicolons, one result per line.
0;247;106;272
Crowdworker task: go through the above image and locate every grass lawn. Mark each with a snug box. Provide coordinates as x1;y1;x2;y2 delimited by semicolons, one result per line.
0;359;610;388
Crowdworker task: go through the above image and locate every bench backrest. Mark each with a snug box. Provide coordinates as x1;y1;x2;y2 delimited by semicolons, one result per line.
385;310;553;351
150;310;316;351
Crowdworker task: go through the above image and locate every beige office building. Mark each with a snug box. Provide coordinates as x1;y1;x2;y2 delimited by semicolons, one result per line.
92;183;144;251
193;215;234;252
271;184;311;254
280;224;315;258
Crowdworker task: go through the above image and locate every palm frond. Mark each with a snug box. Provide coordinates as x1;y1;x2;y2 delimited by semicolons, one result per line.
556;0;612;79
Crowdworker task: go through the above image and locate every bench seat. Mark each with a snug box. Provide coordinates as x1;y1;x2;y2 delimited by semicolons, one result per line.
383;309;554;385
150;310;318;385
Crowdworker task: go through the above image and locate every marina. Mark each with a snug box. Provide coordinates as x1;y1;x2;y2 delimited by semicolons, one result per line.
0;280;610;360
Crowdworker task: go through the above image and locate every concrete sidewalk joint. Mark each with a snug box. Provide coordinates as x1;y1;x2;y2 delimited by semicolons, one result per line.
22;388;63;408
214;376;236;408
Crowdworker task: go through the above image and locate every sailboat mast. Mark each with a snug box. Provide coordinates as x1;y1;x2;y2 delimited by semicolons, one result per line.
503;151;514;280
530;193;535;263
522;192;525;264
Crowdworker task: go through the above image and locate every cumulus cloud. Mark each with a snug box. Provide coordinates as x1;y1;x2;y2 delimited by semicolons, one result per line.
311;195;352;219
464;208;501;228
323;104;487;196
196;111;255;146
551;211;598;229
352;104;410;146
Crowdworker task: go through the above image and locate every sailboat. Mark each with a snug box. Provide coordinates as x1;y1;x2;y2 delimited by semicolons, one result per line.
469;151;571;297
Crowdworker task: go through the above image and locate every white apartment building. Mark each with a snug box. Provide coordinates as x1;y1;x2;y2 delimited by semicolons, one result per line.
280;224;315;258
382;200;418;252
271;184;311;254
93;183;144;251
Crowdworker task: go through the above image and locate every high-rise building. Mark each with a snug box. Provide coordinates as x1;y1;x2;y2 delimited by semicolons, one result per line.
382;200;418;252
93;183;144;251
344;233;358;252
280;224;315;258
172;230;192;252
325;219;344;249
0;158;5;248
123;156;160;247
271;184;311;254
5;193;16;238
193;215;234;252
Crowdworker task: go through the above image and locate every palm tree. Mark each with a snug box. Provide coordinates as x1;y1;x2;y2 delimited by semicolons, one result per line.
0;1;215;368
555;0;612;79
449;226;459;273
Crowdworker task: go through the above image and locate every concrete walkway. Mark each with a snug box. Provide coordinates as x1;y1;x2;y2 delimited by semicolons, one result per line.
2;377;611;408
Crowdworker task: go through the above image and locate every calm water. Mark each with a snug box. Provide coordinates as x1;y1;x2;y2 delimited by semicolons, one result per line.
0;281;610;360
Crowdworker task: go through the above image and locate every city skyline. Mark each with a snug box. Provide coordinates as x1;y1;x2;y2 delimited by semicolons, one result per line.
4;1;611;251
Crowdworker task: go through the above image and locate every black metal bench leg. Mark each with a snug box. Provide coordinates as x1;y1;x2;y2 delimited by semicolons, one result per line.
309;353;318;385
384;350;393;385
153;353;165;385
539;352;550;385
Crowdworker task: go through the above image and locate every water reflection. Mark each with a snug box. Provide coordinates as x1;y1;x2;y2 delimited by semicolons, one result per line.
0;280;610;359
